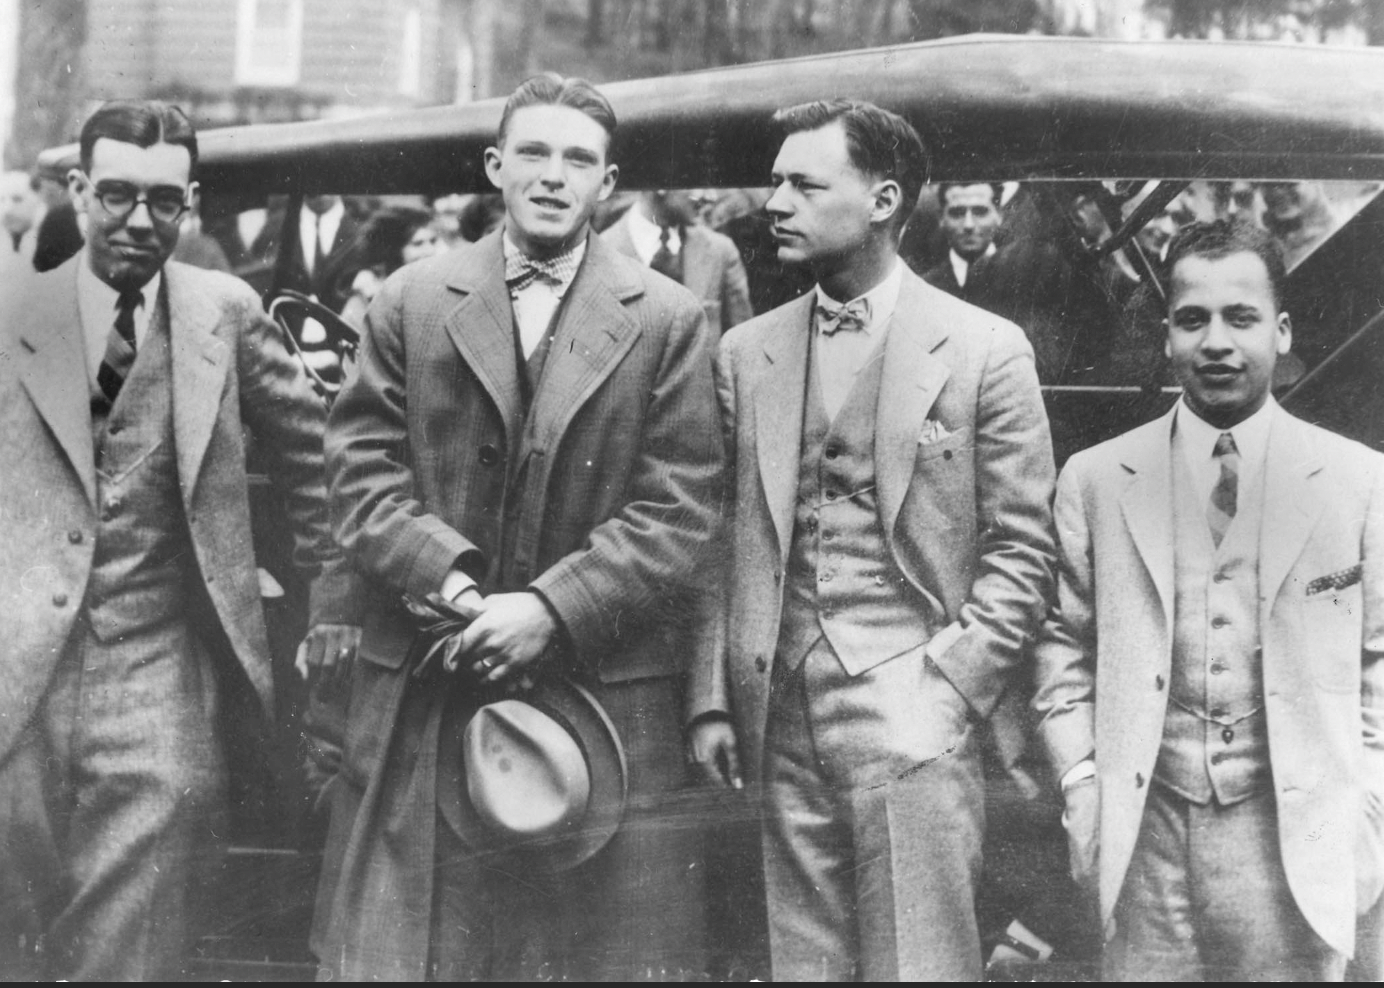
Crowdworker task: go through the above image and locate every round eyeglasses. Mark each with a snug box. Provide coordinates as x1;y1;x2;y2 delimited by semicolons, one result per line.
92;181;190;224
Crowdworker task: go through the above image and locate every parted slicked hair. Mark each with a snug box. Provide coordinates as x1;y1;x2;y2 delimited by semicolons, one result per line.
772;99;929;231
1166;218;1288;309
497;73;617;150
79;99;198;175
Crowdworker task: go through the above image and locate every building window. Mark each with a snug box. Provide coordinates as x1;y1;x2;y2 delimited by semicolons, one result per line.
236;0;303;87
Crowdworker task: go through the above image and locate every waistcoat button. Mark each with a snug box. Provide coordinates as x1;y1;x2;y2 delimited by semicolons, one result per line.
478;444;500;466
754;656;767;673
52;592;68;607
67;530;83;544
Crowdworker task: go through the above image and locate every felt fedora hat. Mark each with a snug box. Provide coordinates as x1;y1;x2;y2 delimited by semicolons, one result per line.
437;678;627;873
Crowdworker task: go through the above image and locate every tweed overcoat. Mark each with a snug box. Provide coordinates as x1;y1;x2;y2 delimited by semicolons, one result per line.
311;230;725;978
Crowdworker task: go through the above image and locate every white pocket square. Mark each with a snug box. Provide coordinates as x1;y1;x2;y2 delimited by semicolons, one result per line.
918;419;952;445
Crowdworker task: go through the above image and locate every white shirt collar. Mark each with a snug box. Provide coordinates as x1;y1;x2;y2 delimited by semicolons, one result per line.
949;244;995;288
300;199;346;271
1175;393;1276;490
815;258;905;340
76;250;161;384
626;205;681;267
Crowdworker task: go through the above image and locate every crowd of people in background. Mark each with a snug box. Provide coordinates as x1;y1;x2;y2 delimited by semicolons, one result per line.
0;153;1370;393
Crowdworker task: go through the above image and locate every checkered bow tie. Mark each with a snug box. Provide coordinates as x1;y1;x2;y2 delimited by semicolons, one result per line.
816;297;870;336
504;244;581;298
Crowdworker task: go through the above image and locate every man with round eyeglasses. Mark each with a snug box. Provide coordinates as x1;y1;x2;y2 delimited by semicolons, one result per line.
0;99;357;980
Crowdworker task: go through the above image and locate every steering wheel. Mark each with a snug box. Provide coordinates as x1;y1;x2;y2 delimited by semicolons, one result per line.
267;290;361;404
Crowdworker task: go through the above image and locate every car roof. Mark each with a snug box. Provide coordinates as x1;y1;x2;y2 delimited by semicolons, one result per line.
40;35;1384;196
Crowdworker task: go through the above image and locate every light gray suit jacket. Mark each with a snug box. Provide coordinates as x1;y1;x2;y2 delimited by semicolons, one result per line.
690;266;1057;782
604;212;753;333
0;256;350;763
1034;402;1384;955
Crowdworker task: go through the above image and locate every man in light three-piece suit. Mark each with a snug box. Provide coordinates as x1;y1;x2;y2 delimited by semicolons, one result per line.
1034;220;1384;980
0;100;355;980
688;99;1057;980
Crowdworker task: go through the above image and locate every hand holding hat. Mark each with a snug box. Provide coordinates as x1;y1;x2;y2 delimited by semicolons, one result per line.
403;590;558;687
402;592;483;679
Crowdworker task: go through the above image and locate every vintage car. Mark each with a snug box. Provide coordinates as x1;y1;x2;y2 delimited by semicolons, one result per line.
36;33;1384;981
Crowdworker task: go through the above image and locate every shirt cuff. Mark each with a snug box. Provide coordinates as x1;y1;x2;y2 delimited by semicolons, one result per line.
440;567;477;602
1061;759;1096;793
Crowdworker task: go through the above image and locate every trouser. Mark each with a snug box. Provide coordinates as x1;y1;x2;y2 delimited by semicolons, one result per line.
762;635;986;981
0;614;225;980
1106;781;1345;981
427;675;707;981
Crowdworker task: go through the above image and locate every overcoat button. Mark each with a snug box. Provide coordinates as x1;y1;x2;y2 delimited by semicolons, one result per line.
1135;773;1145;788
52;593;68;607
67;530;83;544
942;449;954;460
755;656;767;673
478;443;500;466
1155;674;1164;690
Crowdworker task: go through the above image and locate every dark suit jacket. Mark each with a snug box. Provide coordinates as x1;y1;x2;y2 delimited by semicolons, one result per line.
0;257;351;765
690;267;1057;782
604;213;754;333
274;206;366;315
313;229;725;978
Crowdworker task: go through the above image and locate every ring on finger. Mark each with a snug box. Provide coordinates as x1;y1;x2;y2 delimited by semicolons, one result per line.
480;657;495;671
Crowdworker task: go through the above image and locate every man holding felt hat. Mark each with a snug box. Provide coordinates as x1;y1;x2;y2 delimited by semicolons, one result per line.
312;73;726;981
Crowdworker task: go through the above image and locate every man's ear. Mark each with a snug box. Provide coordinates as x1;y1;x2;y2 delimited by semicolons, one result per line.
870;179;902;228
483;146;503;191
67;168;89;216
597;163;619;203
1276;311;1293;355
1163;318;1172;360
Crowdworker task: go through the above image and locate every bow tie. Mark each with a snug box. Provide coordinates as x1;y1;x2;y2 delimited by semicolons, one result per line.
816;297;870;336
505;245;581;296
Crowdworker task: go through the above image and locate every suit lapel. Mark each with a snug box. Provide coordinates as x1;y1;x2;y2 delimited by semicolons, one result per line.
754;294;813;558
1119;407;1177;630
166;263;232;501
876;272;952;536
1260;409;1326;608
443;234;523;443
18;260;97;507
527;235;644;451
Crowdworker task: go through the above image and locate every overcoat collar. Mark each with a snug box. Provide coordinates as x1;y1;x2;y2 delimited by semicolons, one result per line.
753;269;952;557
442;229;646;449
1117;400;1326;626
16;258;231;509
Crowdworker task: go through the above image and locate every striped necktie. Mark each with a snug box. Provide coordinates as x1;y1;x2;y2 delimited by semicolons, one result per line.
96;288;144;405
1208;431;1239;547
